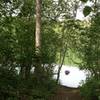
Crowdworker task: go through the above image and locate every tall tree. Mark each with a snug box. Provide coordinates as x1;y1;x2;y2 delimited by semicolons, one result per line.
35;0;41;50
34;0;42;84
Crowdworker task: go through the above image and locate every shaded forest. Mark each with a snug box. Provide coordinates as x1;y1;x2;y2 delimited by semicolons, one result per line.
0;0;100;100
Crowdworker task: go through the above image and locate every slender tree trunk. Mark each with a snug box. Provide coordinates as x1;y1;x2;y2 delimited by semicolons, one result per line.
35;0;41;51
34;0;42;83
35;0;41;64
56;44;67;83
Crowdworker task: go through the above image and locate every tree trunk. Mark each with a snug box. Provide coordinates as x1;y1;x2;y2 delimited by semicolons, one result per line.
35;0;41;68
35;0;41;51
56;44;67;83
34;0;42;83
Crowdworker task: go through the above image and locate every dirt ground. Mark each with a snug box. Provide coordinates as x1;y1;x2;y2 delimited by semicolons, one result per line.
49;86;83;100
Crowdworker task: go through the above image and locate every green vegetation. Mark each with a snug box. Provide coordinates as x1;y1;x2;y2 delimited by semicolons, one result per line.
0;0;100;100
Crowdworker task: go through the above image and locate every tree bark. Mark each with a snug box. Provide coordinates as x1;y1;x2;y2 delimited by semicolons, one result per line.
56;44;67;83
35;0;41;52
35;0;42;68
34;0;42;83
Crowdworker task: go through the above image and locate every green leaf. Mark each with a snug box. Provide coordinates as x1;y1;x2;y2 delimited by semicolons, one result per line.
80;0;88;3
83;6;92;17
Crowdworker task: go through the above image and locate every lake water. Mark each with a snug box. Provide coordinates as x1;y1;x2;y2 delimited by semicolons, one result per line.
53;65;88;88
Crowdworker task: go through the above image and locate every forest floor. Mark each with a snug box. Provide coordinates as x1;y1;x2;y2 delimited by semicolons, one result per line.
49;86;83;100
63;87;83;100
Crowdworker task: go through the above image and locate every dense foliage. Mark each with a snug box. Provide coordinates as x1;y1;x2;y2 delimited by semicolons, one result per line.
79;13;100;100
0;0;100;100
